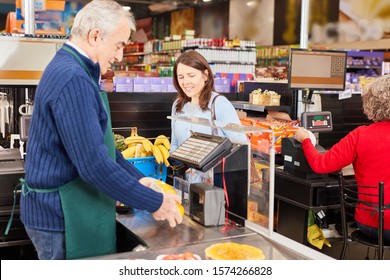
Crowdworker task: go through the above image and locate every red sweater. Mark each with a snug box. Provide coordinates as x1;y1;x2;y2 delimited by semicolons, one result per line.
302;122;390;230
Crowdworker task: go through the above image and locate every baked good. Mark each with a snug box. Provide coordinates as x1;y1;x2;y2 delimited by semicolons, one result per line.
205;242;265;260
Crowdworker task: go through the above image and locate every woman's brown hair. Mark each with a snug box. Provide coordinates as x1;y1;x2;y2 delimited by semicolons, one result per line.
172;50;215;113
362;74;390;122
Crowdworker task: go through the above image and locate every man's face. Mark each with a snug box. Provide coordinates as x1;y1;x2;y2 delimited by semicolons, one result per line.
96;16;131;75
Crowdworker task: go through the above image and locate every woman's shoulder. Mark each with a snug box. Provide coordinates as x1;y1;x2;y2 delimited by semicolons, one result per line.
212;93;233;108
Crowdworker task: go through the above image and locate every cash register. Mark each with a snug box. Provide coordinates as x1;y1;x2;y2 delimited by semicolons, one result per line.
170;130;249;227
282;111;332;179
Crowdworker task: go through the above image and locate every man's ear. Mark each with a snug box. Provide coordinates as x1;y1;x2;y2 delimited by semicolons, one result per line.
88;28;100;46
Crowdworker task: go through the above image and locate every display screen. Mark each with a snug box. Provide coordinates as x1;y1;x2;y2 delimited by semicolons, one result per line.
301;111;333;132
288;48;347;91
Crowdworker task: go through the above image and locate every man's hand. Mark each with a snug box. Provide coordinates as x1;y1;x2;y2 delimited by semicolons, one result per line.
138;177;158;188
152;192;183;227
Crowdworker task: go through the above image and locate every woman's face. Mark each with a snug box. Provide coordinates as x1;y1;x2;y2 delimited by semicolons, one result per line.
176;63;208;102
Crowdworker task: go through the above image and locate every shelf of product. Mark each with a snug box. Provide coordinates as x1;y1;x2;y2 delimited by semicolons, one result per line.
345;51;384;93
110;38;258;91
255;46;290;82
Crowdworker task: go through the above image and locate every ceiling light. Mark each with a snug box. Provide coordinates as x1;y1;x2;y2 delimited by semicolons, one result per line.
122;6;131;11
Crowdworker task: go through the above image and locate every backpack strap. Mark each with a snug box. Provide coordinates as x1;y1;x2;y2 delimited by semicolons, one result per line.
211;94;221;135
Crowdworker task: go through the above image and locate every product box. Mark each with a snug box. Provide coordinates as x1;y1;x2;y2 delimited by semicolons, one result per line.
15;0;66;35
114;76;134;92
133;77;151;92
150;77;168;92
217;73;253;93
214;78;231;93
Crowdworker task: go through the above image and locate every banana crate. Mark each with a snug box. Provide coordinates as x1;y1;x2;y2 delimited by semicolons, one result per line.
127;156;167;182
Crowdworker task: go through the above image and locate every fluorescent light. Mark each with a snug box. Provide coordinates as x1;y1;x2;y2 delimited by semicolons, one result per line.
202;0;212;2
122;6;131;11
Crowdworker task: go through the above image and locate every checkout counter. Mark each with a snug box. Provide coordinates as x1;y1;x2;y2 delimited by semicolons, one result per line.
93;211;307;260
93;116;334;260
275;112;354;248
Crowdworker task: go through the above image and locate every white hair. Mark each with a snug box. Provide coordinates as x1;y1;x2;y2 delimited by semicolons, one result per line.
70;0;136;40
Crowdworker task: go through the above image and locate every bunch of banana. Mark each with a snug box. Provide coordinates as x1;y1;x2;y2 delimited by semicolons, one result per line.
121;129;154;159
153;135;171;167
121;132;171;168
121;143;152;159
154;135;170;150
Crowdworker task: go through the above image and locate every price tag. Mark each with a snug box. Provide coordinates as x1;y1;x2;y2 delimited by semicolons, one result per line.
338;88;352;100
243;104;249;110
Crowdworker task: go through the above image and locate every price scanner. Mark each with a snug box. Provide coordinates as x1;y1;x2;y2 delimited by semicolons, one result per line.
282;111;332;179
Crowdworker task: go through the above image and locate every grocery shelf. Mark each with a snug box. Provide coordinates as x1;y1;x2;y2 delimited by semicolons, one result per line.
232;101;291;114
346;65;381;69
124;49;181;56
184;46;256;51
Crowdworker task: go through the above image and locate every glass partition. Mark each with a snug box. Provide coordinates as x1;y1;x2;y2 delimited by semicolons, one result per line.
168;115;276;236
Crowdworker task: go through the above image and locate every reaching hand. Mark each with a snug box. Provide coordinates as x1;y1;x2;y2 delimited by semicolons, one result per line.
152;192;183;227
294;127;310;143
138;177;158;188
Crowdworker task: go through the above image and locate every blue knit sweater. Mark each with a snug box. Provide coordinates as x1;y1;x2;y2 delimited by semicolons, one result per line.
21;44;163;232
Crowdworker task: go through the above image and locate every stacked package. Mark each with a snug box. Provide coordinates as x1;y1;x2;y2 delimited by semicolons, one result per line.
249;89;281;106
241;118;300;154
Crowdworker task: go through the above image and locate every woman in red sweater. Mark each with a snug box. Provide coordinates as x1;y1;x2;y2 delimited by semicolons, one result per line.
295;74;390;242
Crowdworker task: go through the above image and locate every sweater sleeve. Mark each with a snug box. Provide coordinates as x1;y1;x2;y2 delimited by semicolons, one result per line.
115;149;145;179
302;129;358;173
53;77;162;212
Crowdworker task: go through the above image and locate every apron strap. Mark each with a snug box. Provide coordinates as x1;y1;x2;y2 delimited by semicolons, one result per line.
5;179;24;236
5;178;61;236
62;45;100;92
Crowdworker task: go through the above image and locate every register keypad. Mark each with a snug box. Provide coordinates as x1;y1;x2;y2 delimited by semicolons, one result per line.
170;132;233;170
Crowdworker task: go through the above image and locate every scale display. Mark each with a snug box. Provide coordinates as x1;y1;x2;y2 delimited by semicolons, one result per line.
301;111;333;132
170;132;233;171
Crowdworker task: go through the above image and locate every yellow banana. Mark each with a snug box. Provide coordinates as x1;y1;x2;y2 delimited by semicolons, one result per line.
141;138;153;153
151;145;164;164
127;142;139;149
154;181;176;194
154;135;171;151
121;145;136;159
124;136;146;145
157;144;170;167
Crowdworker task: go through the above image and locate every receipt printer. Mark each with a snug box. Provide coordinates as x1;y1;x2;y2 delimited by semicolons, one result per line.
189;183;225;226
282;137;327;179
